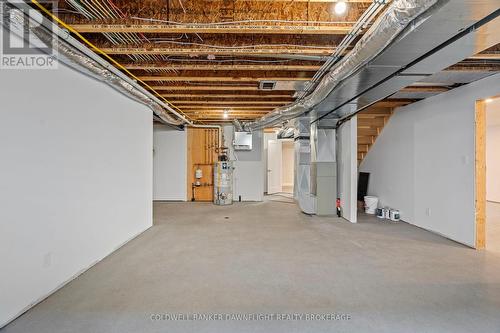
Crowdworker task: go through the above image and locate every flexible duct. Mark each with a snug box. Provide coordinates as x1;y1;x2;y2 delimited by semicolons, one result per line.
242;0;440;131
2;5;184;126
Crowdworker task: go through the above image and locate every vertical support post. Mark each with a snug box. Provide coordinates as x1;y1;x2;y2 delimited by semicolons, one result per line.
475;100;486;250
337;114;358;223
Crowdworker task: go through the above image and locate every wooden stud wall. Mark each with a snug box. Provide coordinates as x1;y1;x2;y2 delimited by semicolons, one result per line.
187;127;220;201
475;100;486;250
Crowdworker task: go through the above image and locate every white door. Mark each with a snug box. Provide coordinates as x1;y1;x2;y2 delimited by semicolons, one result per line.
267;140;283;194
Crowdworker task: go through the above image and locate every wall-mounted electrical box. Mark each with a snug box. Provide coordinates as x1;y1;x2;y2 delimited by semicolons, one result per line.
234;131;253;151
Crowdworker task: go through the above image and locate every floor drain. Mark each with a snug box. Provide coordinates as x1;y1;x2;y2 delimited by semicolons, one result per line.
224;216;229;219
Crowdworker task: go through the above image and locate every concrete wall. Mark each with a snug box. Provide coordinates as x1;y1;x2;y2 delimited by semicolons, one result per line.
0;60;153;326
153;125;187;201
224;126;264;201
360;74;500;247
338;117;358;223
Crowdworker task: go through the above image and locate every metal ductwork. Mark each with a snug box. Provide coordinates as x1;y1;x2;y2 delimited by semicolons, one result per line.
241;0;500;131
312;0;500;125
1;2;187;127
241;0;441;131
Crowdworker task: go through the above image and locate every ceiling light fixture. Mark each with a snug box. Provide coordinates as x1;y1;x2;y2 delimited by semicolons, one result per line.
223;109;229;119
485;98;494;103
334;1;347;15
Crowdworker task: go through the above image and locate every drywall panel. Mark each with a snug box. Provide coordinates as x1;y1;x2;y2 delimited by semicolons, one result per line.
0;53;153;325
282;140;295;187
338;116;358;223
224;125;265;201
360;73;500;247
487;99;500;203
153;125;187;201
234;161;265;201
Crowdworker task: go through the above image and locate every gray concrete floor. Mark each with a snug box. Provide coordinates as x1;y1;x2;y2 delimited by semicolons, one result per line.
4;201;500;333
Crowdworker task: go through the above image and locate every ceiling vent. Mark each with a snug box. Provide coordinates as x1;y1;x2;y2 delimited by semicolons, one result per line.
259;81;277;90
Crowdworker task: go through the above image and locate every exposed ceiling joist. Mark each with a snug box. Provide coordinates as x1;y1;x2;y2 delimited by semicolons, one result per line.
171;101;288;105
151;86;275;91
100;47;336;56
138;76;311;82
400;86;450;93
371;99;418;107
181;106;276;110
72;24;354;35
124;64;322;71
186;112;271;116
161;94;293;98
468;53;500;60
246;0;371;2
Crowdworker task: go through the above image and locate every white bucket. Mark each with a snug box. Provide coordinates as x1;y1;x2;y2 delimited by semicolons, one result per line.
364;196;379;215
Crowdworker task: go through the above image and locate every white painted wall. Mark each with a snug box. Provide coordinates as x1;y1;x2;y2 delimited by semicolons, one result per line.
223;125;264;201
338;117;358;223
0;59;153;326
487;98;500;203
153;125;187;201
360;73;500;247
282;140;295;187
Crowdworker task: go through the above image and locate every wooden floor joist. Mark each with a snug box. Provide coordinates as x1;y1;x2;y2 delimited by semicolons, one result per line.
160;94;294;99
73;24;354;35
100;47;336;56
181;106;276;110
188;111;269;115
468;53;500;60
401;86;450;93
171;100;288;105
138;76;312;82
124;64;322;71
151;86;270;91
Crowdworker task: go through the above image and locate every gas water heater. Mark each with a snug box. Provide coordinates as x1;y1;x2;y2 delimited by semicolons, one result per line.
213;161;233;205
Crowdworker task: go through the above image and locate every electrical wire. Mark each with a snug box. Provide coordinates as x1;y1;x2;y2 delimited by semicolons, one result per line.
31;0;192;122
150;39;338;50
131;16;358;26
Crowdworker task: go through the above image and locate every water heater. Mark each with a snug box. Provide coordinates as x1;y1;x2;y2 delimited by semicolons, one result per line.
213;161;234;205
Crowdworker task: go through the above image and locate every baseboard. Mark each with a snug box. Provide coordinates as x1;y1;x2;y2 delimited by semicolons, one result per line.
153;200;187;202
0;225;152;329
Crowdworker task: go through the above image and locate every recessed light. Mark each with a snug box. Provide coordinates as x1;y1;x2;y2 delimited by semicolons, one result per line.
485;98;494;103
334;1;347;15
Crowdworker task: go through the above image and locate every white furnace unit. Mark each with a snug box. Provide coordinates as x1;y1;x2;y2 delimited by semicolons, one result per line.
233;132;253;151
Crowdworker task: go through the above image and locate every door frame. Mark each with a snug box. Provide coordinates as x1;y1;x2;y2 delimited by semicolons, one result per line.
475;100;487;250
267;139;283;194
475;95;500;249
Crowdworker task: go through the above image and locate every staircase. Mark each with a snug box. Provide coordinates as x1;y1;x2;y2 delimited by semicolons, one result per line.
357;107;394;164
